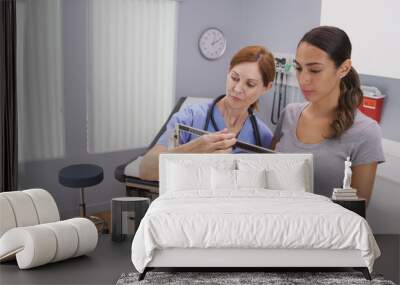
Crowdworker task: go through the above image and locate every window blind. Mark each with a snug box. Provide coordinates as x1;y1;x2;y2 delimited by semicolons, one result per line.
17;0;65;161
87;0;178;153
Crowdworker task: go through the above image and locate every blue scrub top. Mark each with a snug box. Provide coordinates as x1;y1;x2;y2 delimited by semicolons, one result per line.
157;102;273;152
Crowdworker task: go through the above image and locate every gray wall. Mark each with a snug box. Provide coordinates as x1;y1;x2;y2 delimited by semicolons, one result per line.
18;0;400;228
175;0;243;99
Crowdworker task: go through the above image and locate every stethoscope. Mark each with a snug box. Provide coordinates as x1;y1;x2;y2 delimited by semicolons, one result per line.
203;94;262;146
271;58;288;125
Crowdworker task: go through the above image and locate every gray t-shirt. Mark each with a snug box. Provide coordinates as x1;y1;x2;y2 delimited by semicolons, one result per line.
274;102;385;198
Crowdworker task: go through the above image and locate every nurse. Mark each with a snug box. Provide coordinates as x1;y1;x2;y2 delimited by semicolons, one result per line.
272;26;385;204
139;45;276;180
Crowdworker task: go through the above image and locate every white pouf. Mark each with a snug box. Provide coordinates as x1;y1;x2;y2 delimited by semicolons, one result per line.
0;189;98;269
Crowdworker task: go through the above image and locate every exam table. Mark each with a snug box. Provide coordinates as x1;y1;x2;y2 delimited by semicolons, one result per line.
114;96;213;200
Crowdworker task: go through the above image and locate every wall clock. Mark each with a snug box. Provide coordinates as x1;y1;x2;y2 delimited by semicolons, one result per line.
198;28;226;60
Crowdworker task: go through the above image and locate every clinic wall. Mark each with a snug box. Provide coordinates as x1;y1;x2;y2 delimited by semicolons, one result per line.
18;0;141;219
175;0;244;100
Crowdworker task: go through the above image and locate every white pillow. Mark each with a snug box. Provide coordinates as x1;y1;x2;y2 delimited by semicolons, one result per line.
167;162;211;191
236;169;267;189
266;162;306;191
211;168;236;190
237;159;308;192
211;169;268;190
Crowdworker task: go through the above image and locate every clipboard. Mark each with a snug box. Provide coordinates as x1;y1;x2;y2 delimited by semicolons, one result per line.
174;123;275;154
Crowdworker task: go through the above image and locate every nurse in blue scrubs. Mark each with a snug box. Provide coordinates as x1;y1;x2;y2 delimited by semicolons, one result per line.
139;45;276;180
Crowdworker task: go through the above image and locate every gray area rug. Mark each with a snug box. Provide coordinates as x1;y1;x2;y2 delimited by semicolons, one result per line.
116;271;396;285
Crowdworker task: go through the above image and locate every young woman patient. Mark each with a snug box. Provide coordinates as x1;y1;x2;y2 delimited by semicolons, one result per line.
272;26;385;205
139;45;276;181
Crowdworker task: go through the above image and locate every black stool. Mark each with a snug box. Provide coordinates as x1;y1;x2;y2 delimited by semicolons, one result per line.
59;164;108;233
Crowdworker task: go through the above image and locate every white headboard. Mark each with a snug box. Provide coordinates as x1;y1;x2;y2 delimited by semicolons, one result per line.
159;153;313;195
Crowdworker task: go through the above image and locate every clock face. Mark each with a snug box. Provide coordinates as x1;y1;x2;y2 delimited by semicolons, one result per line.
198;28;226;60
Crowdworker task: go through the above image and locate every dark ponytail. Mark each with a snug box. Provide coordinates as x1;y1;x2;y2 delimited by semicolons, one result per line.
332;67;363;138
299;26;362;138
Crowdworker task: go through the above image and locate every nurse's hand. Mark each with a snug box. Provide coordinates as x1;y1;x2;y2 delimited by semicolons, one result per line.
187;128;236;153
139;129;236;180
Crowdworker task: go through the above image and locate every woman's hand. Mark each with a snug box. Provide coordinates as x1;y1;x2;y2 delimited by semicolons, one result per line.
184;128;237;153
139;129;237;181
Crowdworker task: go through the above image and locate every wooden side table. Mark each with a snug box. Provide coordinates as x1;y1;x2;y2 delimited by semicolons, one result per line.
332;198;366;218
111;197;150;242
